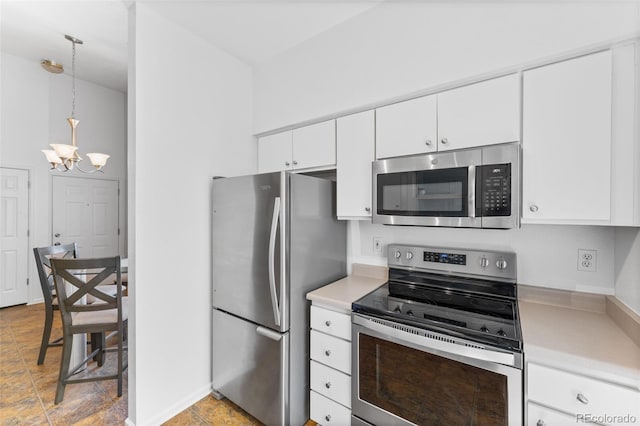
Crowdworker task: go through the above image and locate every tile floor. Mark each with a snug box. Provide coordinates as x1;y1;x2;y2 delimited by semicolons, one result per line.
1;304;317;425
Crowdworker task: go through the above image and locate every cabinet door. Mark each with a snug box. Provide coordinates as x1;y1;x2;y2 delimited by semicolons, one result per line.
337;111;375;219
375;95;437;159
522;51;612;223
437;74;520;151
258;131;292;173
527;402;576;426
292;120;336;170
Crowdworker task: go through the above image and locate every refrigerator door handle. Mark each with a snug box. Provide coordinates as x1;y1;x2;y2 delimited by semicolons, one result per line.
268;197;282;326
256;326;283;341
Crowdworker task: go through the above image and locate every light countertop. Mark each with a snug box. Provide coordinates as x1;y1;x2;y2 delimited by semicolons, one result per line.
306;263;388;313
520;299;640;389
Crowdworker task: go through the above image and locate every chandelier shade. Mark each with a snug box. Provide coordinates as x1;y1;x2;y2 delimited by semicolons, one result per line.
41;34;109;173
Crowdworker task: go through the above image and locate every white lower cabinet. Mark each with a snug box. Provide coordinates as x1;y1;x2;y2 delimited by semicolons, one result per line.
310;304;352;425
311;390;352;426
527;362;640;425
527;402;576;426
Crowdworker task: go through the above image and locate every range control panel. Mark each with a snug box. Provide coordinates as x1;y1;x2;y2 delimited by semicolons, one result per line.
388;244;517;281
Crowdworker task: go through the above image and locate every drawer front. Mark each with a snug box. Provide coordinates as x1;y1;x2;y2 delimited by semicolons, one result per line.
527;401;577;426
311;305;351;341
311;330;351;374
528;363;640;420
310;390;351;426
310;360;352;408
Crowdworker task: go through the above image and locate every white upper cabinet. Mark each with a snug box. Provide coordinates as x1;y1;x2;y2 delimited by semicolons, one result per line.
258;131;292;174
522;50;612;224
437;74;520;151
258;120;336;173
292;120;336;170
375;74;520;159
337;110;375;219
375;95;437;159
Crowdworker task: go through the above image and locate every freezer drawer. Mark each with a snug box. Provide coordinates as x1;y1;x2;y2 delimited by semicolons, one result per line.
212;309;288;426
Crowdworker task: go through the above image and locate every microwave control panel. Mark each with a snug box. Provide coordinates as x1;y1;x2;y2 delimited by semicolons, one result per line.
477;164;511;217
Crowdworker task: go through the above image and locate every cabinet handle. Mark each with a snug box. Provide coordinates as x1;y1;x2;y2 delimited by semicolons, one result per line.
325;381;332;389
325;320;331;327
285;162;290;167
536;420;545;426
324;349;331;357
425;139;432;146
365;207;371;213
576;393;589;404
325;414;331;422
441;138;448;145
292;160;298;166
529;204;539;213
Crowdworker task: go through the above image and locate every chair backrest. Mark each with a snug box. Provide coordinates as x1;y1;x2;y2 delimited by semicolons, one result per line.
50;256;123;325
33;243;79;305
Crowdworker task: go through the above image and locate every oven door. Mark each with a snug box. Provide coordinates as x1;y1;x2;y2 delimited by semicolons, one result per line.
352;314;522;426
372;149;481;228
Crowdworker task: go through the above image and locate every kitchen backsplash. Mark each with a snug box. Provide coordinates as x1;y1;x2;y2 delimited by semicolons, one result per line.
347;221;615;295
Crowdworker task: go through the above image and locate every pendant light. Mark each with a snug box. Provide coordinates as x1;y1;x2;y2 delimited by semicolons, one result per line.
41;34;109;173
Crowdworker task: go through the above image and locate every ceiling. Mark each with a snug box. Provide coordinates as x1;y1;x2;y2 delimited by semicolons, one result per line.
0;0;382;93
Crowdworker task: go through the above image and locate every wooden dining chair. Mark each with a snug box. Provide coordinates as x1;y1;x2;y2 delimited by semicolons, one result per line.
50;256;127;404
33;243;79;365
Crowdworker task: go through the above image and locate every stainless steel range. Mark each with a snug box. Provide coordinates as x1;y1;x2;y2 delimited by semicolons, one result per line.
352;244;523;426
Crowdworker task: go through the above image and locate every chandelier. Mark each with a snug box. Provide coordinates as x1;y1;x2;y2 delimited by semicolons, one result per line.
41;35;109;173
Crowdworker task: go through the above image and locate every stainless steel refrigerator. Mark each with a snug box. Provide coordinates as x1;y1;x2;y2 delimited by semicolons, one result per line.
211;171;346;426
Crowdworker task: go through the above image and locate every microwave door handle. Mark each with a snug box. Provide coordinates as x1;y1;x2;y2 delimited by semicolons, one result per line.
468;165;476;218
268;196;281;327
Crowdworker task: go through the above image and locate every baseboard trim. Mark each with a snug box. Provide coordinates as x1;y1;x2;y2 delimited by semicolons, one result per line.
125;384;212;426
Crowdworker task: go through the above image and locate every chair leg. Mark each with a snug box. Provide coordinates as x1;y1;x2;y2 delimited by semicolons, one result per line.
38;306;54;365
55;332;73;404
91;332;106;366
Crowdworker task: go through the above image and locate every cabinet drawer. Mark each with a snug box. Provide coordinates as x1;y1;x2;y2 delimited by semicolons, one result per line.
310;360;351;408
310;390;351;426
311;330;351;374
527;402;576;426
311;305;351;341
528;363;640;420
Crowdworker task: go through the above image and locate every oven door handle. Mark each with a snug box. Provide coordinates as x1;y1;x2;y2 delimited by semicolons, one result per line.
354;314;517;367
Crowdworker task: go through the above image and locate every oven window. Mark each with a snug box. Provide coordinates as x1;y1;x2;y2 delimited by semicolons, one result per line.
358;334;508;425
377;168;468;216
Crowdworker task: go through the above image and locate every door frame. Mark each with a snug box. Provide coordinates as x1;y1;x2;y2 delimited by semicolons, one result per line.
0;166;31;307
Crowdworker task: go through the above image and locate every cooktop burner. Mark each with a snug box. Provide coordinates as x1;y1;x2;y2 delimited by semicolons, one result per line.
352;244;522;352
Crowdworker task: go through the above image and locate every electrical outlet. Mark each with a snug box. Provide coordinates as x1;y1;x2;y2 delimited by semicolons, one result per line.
373;237;383;254
577;249;597;272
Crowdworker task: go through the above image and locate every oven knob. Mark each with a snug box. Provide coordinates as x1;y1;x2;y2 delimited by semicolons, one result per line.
406;251;413;260
406;310;414;316
394;250;402;259
394;306;402;313
479;257;490;268
497;329;507;337
496;258;508;270
480;326;489;333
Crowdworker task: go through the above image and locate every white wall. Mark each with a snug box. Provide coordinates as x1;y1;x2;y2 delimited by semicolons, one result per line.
0;52;127;304
128;3;255;425
614;228;640;314
254;2;640;133
253;2;640;299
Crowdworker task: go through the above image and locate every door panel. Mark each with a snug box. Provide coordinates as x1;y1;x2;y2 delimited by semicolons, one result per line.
212;172;284;331
212;309;287;426
52;177;119;258
0;168;29;307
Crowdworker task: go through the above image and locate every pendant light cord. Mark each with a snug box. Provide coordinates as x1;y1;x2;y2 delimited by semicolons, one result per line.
71;39;76;119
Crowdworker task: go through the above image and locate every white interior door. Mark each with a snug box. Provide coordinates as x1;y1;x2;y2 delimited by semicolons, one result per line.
52;177;119;258
0;168;29;308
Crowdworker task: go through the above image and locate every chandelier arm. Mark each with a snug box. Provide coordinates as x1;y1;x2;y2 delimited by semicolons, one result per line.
74;163;104;174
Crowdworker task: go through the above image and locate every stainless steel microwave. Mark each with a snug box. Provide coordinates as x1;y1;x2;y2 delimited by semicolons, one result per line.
372;143;520;229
